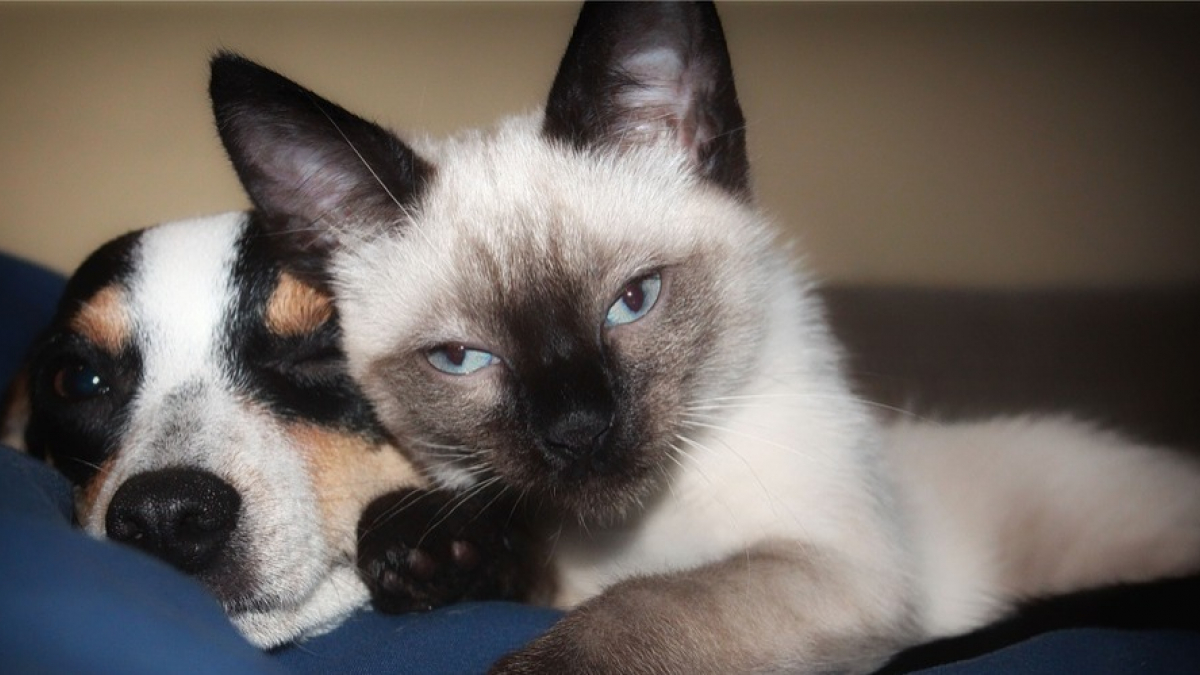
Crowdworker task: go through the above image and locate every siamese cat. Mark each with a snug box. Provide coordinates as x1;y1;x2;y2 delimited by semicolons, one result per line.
209;2;1200;672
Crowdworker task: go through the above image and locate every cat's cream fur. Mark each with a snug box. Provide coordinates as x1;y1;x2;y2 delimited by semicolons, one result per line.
210;3;1200;672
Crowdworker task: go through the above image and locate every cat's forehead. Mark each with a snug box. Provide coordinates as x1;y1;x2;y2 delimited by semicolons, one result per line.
334;114;762;354
426;118;759;270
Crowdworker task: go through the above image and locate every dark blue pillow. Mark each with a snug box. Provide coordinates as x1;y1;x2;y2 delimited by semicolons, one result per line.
0;251;64;387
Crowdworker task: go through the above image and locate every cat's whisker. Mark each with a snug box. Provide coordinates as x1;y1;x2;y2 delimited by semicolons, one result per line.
303;93;406;213
680;410;805;437
684;392;929;422
415;475;506;548
410;438;480;453
675;432;781;515
357;488;440;542
668;437;718;487
663;442;694;474
677;416;837;463
542;520;566;571
672;433;771;528
505;485;532;529
67;457;104;473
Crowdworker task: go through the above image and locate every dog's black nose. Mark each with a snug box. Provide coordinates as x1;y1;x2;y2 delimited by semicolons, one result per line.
105;468;241;575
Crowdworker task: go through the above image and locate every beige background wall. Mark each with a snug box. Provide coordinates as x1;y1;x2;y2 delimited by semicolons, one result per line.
1;2;1197;288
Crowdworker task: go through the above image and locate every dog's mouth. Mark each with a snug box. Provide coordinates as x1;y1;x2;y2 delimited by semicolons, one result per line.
227;562;370;649
205;522;370;648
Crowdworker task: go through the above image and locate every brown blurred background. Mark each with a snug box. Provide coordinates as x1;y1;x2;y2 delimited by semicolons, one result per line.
1;2;1198;288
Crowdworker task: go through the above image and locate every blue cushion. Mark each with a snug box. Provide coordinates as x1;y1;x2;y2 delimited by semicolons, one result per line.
0;251;64;387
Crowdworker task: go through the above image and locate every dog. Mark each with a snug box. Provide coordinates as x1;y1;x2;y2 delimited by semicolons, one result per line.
1;212;532;648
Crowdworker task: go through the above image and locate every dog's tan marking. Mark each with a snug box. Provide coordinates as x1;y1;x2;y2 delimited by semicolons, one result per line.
288;424;424;555
71;285;131;354
266;272;334;337
1;370;31;450
75;456;118;525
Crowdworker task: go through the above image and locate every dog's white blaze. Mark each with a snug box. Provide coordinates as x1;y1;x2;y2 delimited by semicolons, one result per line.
81;213;252;520
132;214;243;396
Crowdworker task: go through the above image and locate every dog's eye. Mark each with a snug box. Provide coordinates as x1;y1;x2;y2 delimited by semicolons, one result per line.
52;360;110;402
604;272;662;327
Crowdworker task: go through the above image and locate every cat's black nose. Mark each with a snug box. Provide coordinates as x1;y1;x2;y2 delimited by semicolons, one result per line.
105;468;241;574
541;408;614;469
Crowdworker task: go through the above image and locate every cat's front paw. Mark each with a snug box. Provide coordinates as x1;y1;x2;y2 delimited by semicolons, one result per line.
357;487;532;613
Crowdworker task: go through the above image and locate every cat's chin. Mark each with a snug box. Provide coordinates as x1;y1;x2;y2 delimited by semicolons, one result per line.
424;447;663;526
513;465;665;528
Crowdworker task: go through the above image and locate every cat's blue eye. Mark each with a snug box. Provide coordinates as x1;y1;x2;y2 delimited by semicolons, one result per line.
605;273;662;327
52;360;109;402
427;343;498;375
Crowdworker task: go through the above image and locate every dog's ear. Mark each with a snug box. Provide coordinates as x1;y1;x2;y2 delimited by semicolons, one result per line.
1;368;31;452
210;52;434;258
542;1;749;199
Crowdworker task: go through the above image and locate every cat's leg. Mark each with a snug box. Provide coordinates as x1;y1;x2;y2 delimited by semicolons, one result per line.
491;540;921;675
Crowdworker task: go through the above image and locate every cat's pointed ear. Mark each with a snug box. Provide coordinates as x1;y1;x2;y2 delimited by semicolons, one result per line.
210;51;433;257
543;1;749;199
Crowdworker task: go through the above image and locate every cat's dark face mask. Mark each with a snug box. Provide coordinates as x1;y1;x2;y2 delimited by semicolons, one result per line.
377;255;749;526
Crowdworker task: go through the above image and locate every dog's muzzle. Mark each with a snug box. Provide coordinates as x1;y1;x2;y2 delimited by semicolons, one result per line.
105;468;242;575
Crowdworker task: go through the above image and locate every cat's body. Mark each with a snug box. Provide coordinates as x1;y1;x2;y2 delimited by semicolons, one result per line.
209;2;1200;672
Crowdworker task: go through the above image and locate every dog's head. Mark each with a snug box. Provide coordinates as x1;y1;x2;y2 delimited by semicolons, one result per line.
1;212;422;648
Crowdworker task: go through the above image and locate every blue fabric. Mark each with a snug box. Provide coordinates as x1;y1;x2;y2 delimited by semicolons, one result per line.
1;251;1198;674
922;629;1200;674
272;603;562;674
0;252;63;387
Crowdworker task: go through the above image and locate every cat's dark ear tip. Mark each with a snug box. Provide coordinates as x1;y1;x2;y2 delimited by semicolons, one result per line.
210;49;247;68
208;51;284;106
209;51;250;103
209;50;255;84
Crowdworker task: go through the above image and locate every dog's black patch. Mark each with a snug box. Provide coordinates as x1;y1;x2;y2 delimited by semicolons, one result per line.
225;215;383;437
22;230;143;485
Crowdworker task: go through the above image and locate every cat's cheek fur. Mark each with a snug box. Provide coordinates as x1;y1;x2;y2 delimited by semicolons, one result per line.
356;352;504;489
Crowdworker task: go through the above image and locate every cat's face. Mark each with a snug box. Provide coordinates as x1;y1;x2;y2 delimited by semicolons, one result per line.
336;126;772;521
211;3;762;523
